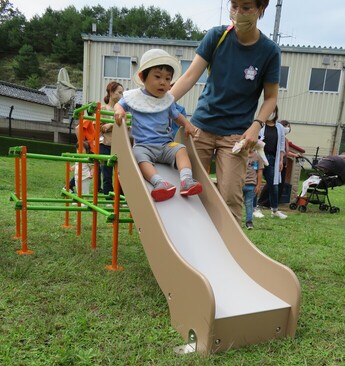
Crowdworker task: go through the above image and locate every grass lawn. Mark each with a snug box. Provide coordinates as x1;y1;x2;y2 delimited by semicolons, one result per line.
0;156;344;366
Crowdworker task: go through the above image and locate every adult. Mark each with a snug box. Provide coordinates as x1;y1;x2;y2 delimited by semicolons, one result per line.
170;0;280;224
258;107;287;219
100;81;124;201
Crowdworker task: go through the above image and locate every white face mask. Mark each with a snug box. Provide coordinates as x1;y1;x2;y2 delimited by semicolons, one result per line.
284;127;291;135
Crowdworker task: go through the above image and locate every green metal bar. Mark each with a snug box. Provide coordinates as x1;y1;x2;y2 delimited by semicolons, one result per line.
8;146;23;156
27;197;74;203
10;192;20;203
72;102;97;118
24;153;91;163
62;152;117;163
83;116;115;124
118;218;134;223
26;205;89;211
62;191;115;221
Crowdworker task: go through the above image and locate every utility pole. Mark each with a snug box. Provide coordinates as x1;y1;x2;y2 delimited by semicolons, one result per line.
108;8;113;37
219;0;223;25
272;0;283;44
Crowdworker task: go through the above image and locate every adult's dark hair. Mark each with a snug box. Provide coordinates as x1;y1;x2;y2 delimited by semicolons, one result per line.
279;119;290;127
104;81;123;104
228;0;269;17
141;65;174;82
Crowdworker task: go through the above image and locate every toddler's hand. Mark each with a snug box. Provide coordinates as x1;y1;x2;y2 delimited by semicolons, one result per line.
114;103;126;126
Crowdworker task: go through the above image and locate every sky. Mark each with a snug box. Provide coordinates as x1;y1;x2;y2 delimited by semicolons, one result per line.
10;0;345;49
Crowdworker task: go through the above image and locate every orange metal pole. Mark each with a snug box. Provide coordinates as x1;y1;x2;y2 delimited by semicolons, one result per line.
106;162;123;271
13;156;21;239
17;146;33;255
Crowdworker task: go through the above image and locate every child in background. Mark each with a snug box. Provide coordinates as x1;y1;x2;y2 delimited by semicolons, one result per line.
70;140;94;197
114;48;202;202
243;150;264;229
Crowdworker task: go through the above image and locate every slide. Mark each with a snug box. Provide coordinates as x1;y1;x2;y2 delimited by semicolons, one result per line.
111;124;301;355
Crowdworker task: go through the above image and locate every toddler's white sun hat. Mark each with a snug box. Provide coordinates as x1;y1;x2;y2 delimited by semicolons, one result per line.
134;48;182;86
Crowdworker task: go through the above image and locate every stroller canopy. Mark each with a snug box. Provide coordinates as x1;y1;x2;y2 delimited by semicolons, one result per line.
316;155;345;186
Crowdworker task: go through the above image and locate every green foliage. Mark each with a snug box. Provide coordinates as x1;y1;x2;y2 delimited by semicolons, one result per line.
1;2;204;88
0;14;26;53
25;74;40;89
0;136;75;156
12;44;40;80
0;0;20;22
0;3;203;60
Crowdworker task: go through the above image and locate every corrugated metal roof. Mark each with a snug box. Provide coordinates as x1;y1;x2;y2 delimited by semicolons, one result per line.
0;80;53;106
81;33;345;55
280;44;345;56
81;33;200;47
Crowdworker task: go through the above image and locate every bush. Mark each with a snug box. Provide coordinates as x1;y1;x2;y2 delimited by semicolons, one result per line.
0;136;75;156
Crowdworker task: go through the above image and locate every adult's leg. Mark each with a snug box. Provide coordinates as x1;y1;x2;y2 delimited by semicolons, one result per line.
258;183;270;207
193;129;216;173
262;155;279;210
216;135;247;225
100;144;113;197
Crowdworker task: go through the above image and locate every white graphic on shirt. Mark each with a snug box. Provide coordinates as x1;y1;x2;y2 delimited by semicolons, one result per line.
244;66;258;81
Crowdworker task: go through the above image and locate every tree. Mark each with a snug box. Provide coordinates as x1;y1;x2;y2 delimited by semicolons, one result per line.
0;13;26;53
0;0;20;23
51;6;84;64
12;44;41;80
23;8;61;55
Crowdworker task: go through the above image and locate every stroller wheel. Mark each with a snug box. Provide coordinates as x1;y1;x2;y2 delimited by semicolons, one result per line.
298;205;307;213
289;202;297;210
319;204;329;211
330;206;340;214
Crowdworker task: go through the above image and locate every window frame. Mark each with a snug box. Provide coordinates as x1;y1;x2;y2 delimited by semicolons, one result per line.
180;59;208;84
309;67;341;93
103;55;132;80
279;65;289;90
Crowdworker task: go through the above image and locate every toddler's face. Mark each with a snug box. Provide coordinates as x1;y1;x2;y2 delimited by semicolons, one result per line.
143;67;173;98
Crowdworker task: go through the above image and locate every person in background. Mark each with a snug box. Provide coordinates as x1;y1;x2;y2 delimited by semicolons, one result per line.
170;0;280;224
258;106;287;219
114;49;202;202
278;119;301;200
243;149;264;229
257;119;301;208
100;81;124;204
70;140;94;205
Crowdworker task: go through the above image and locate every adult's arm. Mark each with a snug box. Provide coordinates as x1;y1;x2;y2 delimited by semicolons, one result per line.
242;82;279;149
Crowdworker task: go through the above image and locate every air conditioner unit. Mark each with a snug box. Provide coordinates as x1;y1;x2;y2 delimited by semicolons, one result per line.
322;56;331;65
113;44;121;53
175;48;183;57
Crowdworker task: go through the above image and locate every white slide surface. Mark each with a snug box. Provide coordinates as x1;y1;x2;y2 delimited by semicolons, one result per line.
112;123;301;354
151;164;289;319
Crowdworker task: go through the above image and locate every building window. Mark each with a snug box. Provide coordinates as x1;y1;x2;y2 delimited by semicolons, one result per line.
181;60;207;84
309;68;341;92
279;66;289;89
104;56;131;79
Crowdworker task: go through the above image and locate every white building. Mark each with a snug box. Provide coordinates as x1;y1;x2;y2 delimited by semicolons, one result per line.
82;33;345;159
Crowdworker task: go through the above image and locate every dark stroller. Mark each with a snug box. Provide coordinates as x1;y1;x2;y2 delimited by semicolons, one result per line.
289;155;345;213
